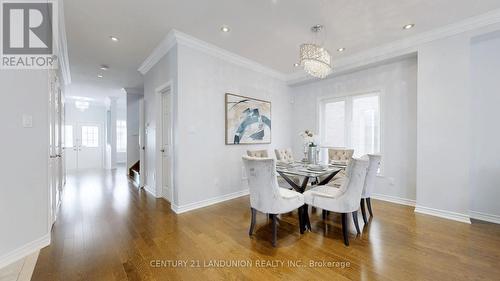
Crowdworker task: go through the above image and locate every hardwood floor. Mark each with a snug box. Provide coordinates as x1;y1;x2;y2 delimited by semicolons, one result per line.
32;168;500;281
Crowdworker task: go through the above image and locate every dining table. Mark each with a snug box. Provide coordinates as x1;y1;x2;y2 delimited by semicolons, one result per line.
276;161;345;193
275;161;346;233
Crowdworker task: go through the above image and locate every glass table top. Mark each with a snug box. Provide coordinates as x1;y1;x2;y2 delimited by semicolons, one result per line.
276;161;344;177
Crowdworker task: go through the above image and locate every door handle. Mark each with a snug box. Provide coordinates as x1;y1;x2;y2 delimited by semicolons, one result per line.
160;149;165;153
50;155;58;159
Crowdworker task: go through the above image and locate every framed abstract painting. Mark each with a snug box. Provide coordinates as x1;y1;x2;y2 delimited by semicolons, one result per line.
225;93;271;145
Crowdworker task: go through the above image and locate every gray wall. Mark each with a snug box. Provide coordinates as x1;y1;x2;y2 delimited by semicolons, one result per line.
470;32;500;219
175;44;293;207
0;70;49;260
290;57;418;201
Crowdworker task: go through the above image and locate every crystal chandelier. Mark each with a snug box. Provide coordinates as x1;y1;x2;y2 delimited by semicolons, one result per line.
299;25;332;79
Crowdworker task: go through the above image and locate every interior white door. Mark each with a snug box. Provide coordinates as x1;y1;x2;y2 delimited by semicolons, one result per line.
48;71;62;227
139;98;145;187
64;123;78;170
161;90;172;201
77;123;103;169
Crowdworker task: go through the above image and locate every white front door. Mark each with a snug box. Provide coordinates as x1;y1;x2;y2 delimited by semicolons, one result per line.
65;122;103;170
161;90;172;201
77;123;103;169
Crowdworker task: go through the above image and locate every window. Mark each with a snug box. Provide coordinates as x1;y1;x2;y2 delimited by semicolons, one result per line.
320;93;380;158
116;120;127;153
64;125;73;148
81;126;99;147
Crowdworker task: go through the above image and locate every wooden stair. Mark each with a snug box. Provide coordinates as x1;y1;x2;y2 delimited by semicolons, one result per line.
129;161;140;184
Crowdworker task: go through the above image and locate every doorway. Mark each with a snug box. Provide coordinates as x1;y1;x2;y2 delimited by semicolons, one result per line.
65;122;103;170
157;84;173;202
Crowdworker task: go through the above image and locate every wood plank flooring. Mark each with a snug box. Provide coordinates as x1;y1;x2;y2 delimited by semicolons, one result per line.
32;168;500;281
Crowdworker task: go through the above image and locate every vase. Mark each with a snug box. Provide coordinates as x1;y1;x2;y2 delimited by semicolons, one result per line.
307;146;319;164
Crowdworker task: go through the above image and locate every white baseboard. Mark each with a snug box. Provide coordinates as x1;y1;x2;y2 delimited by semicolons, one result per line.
143;185;159;198
470;211;500;224
0;233;50;269
371;193;416;207
415;205;471;224
172;189;249;214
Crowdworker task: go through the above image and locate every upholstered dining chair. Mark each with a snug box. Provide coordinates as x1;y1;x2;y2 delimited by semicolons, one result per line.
328;148;355;165
247;149;269;158
360;154;382;224
319;148;355;184
248;149;300;190
303;158;369;246
242;156;305;247
274;148;294;163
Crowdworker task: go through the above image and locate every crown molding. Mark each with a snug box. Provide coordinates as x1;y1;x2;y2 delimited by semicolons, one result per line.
173;30;286;81
138;30;177;75
57;0;71;85
138;29;286;80
287;8;500;86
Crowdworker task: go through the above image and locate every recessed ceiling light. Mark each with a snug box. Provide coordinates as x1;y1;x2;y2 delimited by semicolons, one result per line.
337;47;345;52
97;74;103;78
100;65;109;71
109;36;119;42
403;24;415;30
294;63;299;67
220;25;230;33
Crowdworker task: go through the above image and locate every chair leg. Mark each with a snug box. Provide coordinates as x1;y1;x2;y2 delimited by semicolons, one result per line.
271;214;278;247
298;206;305;234
366;198;374;217
249;208;256;236
304;204;311;230
360;199;368;224
322;210;330;220
341;213;349;246
302;206;311;232
352;211;361;235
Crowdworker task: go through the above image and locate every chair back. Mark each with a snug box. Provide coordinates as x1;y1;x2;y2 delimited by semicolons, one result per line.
328;148;354;164
362;154;381;198
246;150;268;158
337;158;369;212
274;148;294;163
242;156;281;212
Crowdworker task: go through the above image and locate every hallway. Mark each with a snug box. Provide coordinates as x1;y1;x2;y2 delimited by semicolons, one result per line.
30;168;500;281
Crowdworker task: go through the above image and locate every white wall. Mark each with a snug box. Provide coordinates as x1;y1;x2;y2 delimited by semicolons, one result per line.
290;57;417;201
175;44;293;207
127;93;143;171
469;31;500;220
0;70;49;263
143;45;178;198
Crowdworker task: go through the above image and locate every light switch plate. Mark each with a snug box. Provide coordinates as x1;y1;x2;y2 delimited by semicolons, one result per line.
22;114;33;128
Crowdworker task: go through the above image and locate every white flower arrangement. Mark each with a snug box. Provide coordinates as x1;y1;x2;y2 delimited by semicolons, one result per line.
299;130;318;147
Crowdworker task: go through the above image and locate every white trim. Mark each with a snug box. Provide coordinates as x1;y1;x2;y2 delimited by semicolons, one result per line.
174;31;285;81
143;184;159;198
470;211;500;224
57;0;71;85
138;30;177;75
0;234;50;269
171;189;249;214
371;193;416;207
287;9;500;86
414;205;471;224
138;29;285;80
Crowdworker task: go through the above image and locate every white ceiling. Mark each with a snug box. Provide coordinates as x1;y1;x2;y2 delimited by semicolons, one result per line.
64;0;500;98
